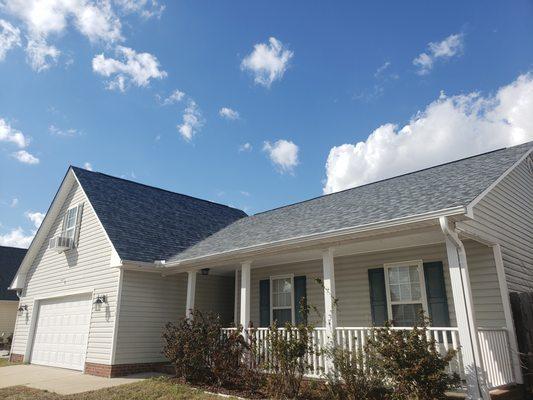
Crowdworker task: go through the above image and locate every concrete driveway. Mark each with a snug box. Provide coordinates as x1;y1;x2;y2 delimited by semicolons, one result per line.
0;364;162;395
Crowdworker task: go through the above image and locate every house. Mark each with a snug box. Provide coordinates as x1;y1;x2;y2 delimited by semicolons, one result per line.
8;141;533;399
0;246;26;343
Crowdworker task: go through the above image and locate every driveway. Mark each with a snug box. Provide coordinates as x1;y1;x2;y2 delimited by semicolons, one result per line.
0;364;162;395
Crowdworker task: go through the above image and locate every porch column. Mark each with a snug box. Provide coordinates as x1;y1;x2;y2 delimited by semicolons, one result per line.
440;217;489;400
493;244;523;384
322;248;337;339
240;261;252;334
185;270;197;318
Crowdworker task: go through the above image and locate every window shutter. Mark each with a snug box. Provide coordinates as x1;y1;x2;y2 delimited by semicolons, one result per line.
74;203;84;246
423;261;450;327
368;268;387;326
294;276;307;325
259;279;270;327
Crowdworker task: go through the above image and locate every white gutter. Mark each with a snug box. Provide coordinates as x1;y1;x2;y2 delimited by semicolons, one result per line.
163;206;467;268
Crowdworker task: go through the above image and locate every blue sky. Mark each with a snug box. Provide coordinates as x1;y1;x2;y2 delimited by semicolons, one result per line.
1;0;533;248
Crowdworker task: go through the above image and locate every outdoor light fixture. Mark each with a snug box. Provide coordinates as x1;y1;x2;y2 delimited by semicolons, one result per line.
94;295;107;305
200;268;210;276
17;304;27;313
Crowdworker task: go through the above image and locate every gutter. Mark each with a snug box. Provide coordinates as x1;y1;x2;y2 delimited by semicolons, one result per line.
163;206;467;269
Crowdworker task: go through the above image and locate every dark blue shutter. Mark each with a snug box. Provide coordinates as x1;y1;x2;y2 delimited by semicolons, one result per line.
259;279;270;327
423;261;450;327
294;276;307;325
368;268;387;326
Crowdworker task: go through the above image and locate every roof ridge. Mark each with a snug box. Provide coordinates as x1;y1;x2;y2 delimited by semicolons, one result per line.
252;141;532;217
70;166;247;216
0;245;27;251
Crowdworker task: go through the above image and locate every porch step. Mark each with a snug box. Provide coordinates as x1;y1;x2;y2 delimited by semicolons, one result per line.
490;385;526;400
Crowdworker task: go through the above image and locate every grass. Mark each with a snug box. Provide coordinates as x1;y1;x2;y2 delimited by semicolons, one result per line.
0;377;238;400
0;358;17;367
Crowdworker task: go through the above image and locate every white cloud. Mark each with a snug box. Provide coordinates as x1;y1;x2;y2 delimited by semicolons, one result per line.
2;0;123;70
241;37;293;88
49;124;80;137
157;89;185;105
413;33;464;75
0;118;29;148
240;190;251;197
0;226;33;248
177;100;204;141
10;198;18;207
219;107;239;120
83;161;93;171
374;61;391;78
323;73;533;194
12;150;39;164
263;139;299;173
0;19;21;61
92;45;167;91
239;142;252;152
25;211;44;229
114;0;165;19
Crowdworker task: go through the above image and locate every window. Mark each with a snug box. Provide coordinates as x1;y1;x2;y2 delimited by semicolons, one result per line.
63;205;79;240
270;276;294;326
384;261;427;327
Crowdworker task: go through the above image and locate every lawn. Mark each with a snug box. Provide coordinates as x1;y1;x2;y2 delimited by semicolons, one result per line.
0;377;238;400
0;358;16;367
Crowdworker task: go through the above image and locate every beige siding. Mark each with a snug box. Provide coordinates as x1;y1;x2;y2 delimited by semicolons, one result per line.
0;300;18;336
10;182;119;365
195;274;235;325
464;156;533;293
236;243;504;329
113;271;187;364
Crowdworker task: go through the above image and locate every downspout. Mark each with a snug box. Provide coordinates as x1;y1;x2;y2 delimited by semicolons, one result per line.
439;217;486;398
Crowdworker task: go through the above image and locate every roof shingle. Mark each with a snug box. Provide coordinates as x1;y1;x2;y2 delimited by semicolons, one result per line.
0;246;26;300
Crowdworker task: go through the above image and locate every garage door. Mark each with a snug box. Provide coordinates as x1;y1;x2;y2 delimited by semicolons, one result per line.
30;294;92;371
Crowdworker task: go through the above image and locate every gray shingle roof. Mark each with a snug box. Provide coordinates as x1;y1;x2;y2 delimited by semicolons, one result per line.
0;245;26;300
72;167;247;263
168;141;533;262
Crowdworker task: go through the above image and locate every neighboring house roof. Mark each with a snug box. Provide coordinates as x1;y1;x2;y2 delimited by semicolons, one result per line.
168;141;533;263
0;246;26;300
71;167;248;263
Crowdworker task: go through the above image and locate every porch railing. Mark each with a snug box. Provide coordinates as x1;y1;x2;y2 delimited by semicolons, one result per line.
222;326;514;389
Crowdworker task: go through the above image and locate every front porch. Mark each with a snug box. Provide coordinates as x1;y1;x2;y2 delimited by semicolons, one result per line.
180;219;521;398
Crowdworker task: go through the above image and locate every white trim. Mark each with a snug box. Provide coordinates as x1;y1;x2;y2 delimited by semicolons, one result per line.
110;268;124;365
165;206;466;268
383;260;428;326
466;146;533;217
269;274;295;325
492;244;522;384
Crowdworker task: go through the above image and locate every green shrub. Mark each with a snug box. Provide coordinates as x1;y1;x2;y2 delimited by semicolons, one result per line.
162;310;261;392
367;317;461;400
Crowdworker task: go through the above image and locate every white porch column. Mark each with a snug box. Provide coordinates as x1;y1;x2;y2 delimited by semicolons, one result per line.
185;270;197;318
322;248;337;339
440;218;489;400
234;268;239;325
493;244;523;384
240;261;252;333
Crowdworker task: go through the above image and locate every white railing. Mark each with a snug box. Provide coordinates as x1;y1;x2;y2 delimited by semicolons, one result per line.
478;328;514;389
222;326;464;379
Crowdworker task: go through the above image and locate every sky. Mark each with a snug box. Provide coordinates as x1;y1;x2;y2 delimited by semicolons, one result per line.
1;0;533;248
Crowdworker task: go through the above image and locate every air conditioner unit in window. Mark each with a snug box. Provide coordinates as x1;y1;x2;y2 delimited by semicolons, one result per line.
49;236;73;253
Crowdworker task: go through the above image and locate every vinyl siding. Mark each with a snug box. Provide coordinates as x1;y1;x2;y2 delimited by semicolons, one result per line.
114;271;234;364
236;243;504;329
10;181;119;365
464;156;533;293
195;274;235;325
0;300;18;336
113;271;187;364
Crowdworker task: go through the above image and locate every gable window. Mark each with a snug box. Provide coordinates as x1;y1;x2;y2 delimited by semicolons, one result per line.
384;261;428;327
62;204;81;240
270;275;294;326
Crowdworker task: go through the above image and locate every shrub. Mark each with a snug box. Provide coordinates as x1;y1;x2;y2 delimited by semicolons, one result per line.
367;317;461;400
324;345;389;400
162;310;261;392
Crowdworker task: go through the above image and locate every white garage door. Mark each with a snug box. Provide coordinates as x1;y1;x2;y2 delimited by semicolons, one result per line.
30;294;92;371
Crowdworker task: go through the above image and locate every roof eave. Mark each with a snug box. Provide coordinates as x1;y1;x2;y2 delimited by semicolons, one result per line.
163;205;467;270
